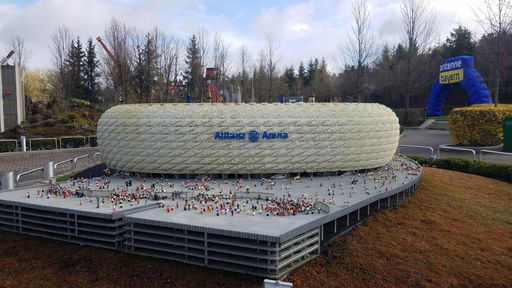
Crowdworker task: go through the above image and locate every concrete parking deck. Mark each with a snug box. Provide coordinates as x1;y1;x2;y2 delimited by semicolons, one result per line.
0;155;421;279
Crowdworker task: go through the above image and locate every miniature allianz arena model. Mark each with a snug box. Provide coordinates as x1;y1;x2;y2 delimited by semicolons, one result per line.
97;103;399;174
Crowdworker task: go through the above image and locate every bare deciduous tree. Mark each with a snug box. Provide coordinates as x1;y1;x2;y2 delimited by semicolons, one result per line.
197;27;209;102
9;35;32;75
472;0;512;105
264;33;279;102
401;0;437;118
103;18;133;105
49;25;71;102
239;46;250;102
340;0;376;102
213;33;231;101
161;34;182;102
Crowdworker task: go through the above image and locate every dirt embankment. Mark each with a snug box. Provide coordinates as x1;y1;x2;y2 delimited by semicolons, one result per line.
0;167;510;288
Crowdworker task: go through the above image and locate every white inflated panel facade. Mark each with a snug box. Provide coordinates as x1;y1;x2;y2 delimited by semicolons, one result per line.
97;103;399;174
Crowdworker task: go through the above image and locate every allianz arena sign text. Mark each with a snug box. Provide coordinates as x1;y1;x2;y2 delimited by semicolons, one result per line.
215;131;289;142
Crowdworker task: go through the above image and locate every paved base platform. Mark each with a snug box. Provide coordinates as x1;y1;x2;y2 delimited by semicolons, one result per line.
0;155;421;279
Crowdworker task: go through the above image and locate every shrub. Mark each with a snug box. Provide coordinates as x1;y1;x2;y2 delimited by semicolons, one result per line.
448;104;512;146
404;154;512;183
0;140;17;152
393;108;425;126
58;112;80;124
60;137;86;148
30;138;57;150
71;98;90;108
89;136;98;147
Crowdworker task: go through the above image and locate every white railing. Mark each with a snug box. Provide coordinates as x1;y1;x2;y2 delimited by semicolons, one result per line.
59;136;86;149
479;150;512;161
0;139;18;152
397;145;435;156
438;146;476;160
28;137;58;151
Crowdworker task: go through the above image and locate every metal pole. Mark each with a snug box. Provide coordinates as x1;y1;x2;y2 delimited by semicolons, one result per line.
20;136;26;152
1;172;15;190
43;161;54;180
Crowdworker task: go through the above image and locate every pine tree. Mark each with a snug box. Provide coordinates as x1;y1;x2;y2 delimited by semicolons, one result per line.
297;61;307;95
82;38;100;107
64;37;86;101
283;66;296;96
183;34;203;102
133;33;158;103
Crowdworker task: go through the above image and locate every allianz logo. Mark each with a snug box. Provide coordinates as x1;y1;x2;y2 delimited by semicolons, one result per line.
214;131;289;142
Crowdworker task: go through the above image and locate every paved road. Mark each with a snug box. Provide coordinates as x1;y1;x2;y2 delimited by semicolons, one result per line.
399;129;512;164
0;147;101;185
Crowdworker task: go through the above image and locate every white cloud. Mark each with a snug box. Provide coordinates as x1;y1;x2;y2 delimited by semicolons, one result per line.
0;0;485;73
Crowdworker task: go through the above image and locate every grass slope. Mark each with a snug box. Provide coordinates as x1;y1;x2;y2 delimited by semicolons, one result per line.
0;167;510;288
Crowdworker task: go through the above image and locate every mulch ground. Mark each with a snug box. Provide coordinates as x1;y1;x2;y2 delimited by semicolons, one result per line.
0;167;510;288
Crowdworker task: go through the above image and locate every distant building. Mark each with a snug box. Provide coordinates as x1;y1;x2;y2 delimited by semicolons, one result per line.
0;64;25;132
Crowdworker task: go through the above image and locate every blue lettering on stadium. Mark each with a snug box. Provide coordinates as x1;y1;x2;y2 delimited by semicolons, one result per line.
215;131;288;142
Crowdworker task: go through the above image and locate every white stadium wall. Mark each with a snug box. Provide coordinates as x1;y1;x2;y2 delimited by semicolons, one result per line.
97;103;399;174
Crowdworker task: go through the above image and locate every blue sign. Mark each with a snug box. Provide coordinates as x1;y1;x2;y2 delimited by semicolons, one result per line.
248;130;259;142
426;56;490;116
215;131;288;142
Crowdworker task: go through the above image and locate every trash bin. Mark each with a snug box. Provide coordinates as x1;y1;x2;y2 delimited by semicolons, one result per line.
504;116;512;152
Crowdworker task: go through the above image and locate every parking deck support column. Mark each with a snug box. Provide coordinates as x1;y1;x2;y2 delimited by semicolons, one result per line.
357;209;360;221
204;232;208;266
1;171;15;190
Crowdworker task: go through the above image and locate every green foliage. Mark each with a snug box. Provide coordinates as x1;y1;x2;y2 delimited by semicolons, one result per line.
71;98;90;107
58;112;80;123
183;34;203;100
393;108;425;126
0;140;17;152
6;125;23;134
448;104;512;146
436;25;476;58
65;37;86;100
89;136;98;147
30;138;57;150
83;38;101;105
405;155;512;183
56;170;82;182
60;137;86;148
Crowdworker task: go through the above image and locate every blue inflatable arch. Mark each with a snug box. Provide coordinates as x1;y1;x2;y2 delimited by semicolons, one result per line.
426;56;491;117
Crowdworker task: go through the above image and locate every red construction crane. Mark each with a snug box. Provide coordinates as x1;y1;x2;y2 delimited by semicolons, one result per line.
96;36;141;103
95;37;115;61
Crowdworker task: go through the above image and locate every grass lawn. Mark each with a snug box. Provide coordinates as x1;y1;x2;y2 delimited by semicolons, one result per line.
0;167;510;288
427;116;449;120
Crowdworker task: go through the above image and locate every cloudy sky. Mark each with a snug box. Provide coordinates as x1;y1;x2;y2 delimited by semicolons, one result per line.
0;0;483;72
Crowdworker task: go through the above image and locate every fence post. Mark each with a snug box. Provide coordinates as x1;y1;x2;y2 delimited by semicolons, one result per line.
43;161;54;180
21;136;26;152
1;171;15;190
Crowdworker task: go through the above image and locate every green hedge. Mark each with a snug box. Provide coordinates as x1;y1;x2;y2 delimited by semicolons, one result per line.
89;136;97;147
393;108;425;126
30;139;57;150
405;155;512;183
61;137;86;148
0;140;17;152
